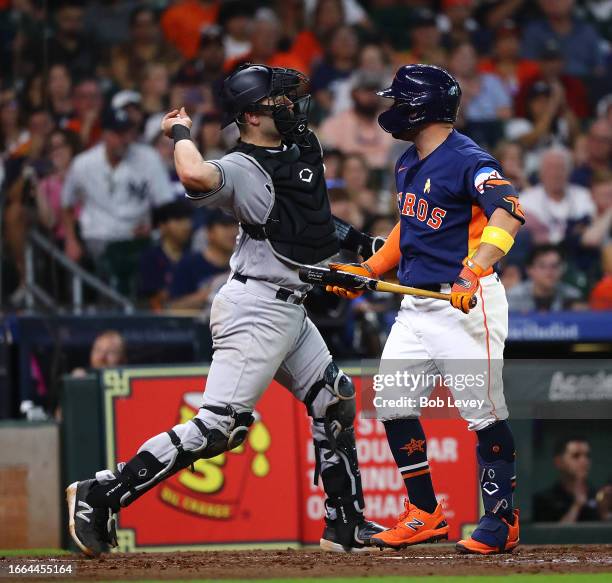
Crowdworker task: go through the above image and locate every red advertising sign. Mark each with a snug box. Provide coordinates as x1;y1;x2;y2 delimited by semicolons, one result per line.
104;368;301;550
103;366;478;551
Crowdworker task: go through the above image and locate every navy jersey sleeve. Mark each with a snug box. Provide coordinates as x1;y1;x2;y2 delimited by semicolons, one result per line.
465;157;526;224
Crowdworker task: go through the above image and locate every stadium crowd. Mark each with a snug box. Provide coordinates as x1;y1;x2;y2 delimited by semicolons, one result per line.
1;0;612;356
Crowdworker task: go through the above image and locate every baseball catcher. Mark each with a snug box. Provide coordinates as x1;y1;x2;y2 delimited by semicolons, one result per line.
66;64;384;556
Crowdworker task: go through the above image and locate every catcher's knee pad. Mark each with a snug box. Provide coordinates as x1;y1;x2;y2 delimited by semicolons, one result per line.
196;404;255;450
305;362;356;451
305;361;356;427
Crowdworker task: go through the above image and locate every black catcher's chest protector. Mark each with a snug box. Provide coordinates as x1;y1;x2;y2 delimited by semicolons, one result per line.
231;134;340;265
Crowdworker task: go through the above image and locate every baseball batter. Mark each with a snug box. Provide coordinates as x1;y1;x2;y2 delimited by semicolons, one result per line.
66;65;383;556
328;64;525;555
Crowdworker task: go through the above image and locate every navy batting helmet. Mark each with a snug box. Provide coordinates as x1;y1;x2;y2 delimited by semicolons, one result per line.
377;64;461;136
220;63;311;141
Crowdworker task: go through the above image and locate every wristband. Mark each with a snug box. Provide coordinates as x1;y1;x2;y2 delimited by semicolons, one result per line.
360;262;376;277
463;257;485;277
171;124;192;144
481;225;514;254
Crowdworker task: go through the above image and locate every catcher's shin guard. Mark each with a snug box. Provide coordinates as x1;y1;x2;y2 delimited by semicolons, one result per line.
85;409;253;511
305;362;384;551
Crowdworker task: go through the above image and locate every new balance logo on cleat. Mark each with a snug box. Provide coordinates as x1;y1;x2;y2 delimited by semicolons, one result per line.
67;480;118;557
75;500;93;523
371;500;449;549
404;518;425;531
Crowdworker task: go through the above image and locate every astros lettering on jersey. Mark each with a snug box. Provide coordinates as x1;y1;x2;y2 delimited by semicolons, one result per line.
395;130;525;287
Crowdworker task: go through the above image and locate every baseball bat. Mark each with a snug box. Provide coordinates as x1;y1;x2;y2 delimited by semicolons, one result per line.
298;266;477;308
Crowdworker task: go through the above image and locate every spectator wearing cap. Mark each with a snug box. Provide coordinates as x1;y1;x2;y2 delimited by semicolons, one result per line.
506;80;579;178
520;147;595;245
168;210;238;311
64;78;103;148
319;71;393;170
160;0;220;60
393;8;447;70
61;107;173;266
570;119;612;188
112;91;145;136
223;9;306;74
138;200;193;311
506;244;583;312
521;0;605;78
218;0;254;60
478;20;540;98
110;7;181;92
516;39;590;120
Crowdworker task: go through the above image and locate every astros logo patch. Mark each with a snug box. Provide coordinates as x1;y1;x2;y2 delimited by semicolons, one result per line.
400;438;426;456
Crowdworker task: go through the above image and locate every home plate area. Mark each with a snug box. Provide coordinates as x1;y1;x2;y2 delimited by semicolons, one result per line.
3;545;611;581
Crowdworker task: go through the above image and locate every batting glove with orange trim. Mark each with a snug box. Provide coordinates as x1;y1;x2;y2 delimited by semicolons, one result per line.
450;258;484;314
326;263;376;299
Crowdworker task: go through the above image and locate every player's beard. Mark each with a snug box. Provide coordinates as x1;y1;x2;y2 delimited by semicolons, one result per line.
260;114;283;142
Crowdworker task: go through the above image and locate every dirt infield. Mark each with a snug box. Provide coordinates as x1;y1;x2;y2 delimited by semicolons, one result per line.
1;545;611;581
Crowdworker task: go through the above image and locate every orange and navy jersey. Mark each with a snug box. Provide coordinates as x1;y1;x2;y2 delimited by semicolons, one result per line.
395;130;525;287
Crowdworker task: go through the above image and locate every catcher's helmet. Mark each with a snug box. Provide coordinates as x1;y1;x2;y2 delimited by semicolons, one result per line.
377;64;461;136
220;64;311;141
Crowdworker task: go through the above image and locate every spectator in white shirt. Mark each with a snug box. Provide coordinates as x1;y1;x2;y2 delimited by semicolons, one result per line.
62;107;173;264
520;147;596;245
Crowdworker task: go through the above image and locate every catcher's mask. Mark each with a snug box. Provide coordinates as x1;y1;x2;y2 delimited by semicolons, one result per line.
221;64;311;142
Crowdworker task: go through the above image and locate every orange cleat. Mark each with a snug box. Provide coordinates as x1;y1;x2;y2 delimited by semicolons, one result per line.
456;509;520;555
371;500;449;549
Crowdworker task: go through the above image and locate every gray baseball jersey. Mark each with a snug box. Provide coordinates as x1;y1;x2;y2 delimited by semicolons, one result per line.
176;146;342;472
186;151;312;292
62;143;173;241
